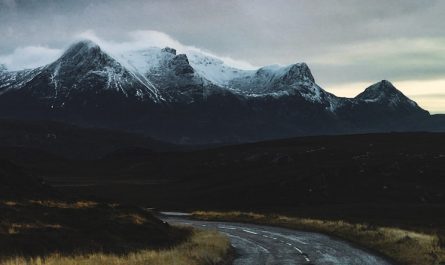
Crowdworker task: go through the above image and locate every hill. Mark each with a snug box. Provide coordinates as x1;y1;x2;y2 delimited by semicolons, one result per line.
0;40;440;144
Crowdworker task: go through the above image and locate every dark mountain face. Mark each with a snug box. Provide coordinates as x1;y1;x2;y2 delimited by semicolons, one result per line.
356;80;420;109
0;41;438;144
335;80;429;132
0;41;164;126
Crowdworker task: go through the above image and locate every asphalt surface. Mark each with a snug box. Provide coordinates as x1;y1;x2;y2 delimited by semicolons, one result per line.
162;214;392;265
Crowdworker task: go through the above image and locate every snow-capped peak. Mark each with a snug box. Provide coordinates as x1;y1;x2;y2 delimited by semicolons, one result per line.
40;40;164;102
356;80;417;107
113;47;175;76
59;40;101;61
161;47;177;55
281;63;315;83
186;50;253;86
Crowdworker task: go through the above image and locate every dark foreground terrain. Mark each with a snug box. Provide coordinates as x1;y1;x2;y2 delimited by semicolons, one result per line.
0;119;444;264
0;120;444;232
0;157;191;262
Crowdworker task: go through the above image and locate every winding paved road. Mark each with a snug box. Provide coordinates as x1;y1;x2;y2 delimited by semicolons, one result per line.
162;213;392;265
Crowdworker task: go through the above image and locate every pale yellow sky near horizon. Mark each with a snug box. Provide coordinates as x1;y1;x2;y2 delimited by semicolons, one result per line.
327;79;445;114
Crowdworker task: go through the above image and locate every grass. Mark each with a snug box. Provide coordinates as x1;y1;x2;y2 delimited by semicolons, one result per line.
193;211;445;265
0;200;232;265
0;228;232;265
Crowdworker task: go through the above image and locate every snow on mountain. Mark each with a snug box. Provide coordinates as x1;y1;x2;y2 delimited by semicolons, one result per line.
115;46;253;88
0;40;434;144
186;50;253;86
356;80;418;108
114;47;227;103
57;41;163;100
0;42;346;111
0;40;424;115
164;49;342;110
45;41;165;103
114;47;175;76
0;67;43;96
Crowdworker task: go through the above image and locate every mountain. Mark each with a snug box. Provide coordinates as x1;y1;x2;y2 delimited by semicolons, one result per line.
0;40;438;143
356;80;422;112
335;80;429;131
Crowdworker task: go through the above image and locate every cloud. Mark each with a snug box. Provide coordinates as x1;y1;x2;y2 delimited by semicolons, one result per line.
76;30;257;69
0;30;257;71
76;30;183;54
0;0;16;9
309;37;445;89
0;0;444;112
0;46;62;71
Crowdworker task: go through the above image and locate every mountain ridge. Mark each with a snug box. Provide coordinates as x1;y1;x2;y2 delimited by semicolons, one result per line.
0;40;438;144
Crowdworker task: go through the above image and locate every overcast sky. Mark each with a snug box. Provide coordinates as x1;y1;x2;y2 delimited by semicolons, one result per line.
1;0;444;113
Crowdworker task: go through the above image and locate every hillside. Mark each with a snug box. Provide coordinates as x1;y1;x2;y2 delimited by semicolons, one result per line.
0;131;442;230
0;119;177;160
0;40;440;144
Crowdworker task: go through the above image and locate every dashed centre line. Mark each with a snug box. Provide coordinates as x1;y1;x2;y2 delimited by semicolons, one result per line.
199;223;311;263
241;228;311;262
218;225;237;230
242;229;259;235
294;246;303;254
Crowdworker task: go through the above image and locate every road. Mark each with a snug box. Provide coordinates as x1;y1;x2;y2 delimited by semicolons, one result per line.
162;214;392;265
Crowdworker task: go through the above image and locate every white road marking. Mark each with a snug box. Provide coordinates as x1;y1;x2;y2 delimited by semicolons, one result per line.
286;242;292;246
302;253;311;262
166;219;392;265
294;238;308;245
242;229;259;235
227;234;271;253
260;230;309;245
294;247;303;254
218;225;237;230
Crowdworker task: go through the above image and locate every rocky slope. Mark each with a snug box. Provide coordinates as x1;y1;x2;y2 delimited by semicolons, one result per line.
0;40;434;143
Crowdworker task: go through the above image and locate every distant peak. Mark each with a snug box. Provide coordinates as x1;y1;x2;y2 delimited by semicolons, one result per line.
254;62;315;84
69;40;100;51
355;80;417;107
366;80;399;94
282;62;315;83
0;64;7;72
161;47;177;55
58;40;107;63
375;80;396;89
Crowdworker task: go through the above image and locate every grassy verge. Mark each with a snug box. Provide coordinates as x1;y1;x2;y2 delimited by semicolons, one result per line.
0;228;232;265
193;211;445;265
0;200;232;265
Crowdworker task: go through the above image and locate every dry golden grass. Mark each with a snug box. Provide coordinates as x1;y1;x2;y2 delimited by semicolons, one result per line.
0;228;231;265
193;211;445;265
28;200;98;209
1;200;99;209
0;200;192;261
